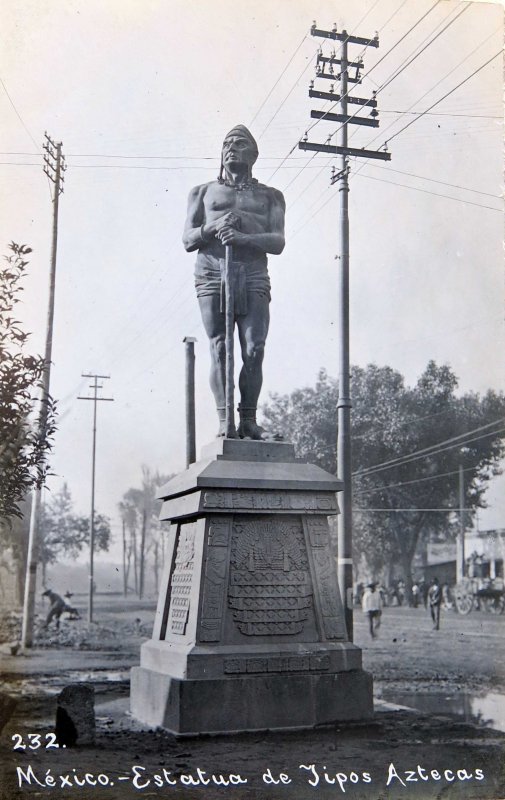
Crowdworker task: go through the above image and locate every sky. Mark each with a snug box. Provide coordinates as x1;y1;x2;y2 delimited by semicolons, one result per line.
1;0;504;562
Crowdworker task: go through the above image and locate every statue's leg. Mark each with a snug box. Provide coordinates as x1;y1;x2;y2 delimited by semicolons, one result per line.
236;294;270;439
198;294;227;435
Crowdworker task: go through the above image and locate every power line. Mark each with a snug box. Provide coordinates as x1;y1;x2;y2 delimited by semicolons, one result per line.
249;34;307;128
355;418;505;476
347;18;502;196
354;507;475;512
381;109;501;119
0;77;41;153
361;21;502;154
382;50;502;149
257;44;320;141
354;171;503;213
354;423;505;478
354;464;482;495
377;2;469;95
277;2;463;198
363;163;502;199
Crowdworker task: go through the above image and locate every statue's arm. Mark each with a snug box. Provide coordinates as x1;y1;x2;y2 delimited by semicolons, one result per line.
261;188;286;255
182;185;208;253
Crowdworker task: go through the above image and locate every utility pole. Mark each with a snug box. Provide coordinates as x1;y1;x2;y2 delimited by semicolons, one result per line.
458;463;466;582
21;133;66;649
299;23;391;641
78;374;113;623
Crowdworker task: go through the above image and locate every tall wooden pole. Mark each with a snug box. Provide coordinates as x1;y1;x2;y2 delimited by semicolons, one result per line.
300;24;389;642
457;463;466;582
336;33;354;641
78;374;113;623
21;138;64;649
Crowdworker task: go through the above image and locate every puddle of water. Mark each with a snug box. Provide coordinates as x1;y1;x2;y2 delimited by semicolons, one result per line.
381;690;505;733
67;670;130;682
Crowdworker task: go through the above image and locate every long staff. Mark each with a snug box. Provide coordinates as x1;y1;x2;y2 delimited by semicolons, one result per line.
224;244;236;437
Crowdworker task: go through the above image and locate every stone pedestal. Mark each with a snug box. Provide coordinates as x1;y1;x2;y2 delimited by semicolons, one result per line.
130;440;372;734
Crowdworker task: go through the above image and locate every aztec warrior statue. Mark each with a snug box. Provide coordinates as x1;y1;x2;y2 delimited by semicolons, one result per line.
183;124;286;440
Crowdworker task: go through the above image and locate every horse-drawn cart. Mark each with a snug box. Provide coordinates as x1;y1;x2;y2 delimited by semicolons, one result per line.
453;577;505;615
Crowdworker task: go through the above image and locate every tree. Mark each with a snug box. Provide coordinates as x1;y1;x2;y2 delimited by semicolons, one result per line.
118;468;172;598
0;243;56;522
40;483;111;583
262;362;505;595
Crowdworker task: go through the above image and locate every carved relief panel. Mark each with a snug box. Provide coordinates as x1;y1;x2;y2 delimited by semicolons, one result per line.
228;516;313;636
166;522;196;636
198;518;231;642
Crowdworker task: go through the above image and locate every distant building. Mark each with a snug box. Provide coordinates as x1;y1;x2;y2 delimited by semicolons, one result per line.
413;529;504;585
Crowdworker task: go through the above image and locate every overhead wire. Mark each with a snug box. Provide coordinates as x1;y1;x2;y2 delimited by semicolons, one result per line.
256;42;321;142
274;1;465;199
380;49;502;149
353;422;505;478
354;464;488;496
353;172;503;213
357;163;502;199
377;2;469;95
248;34;308;128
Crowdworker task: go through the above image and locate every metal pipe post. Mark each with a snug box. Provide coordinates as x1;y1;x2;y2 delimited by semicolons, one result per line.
183;336;197;466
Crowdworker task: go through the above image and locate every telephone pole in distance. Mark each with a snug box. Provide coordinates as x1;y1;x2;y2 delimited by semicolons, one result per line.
299;23;391;640
78;374;113;623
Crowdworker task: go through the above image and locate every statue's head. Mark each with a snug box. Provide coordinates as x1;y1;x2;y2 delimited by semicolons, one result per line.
219;125;258;181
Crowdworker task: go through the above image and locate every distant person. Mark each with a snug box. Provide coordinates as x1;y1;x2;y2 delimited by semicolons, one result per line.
428;577;442;630
412;582;420;608
354;582;364;606
362;583;383;639
42;589;80;629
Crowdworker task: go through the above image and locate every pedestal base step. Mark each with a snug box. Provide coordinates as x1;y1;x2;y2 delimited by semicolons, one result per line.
130;666;373;735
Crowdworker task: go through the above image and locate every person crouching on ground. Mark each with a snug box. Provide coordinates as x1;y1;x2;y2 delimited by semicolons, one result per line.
362;582;383;639
42;589;80;629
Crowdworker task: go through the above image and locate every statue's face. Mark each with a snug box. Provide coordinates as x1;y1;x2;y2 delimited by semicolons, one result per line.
222;133;257;170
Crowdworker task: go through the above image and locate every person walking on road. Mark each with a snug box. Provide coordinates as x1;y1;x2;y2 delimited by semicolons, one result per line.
362;582;383;639
428;577;442;630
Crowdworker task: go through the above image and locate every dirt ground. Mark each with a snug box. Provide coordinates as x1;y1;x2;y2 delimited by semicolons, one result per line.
0;596;504;800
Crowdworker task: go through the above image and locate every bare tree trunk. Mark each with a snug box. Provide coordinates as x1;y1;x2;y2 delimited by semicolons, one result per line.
122;519;127;597
153;540;159;594
139;509;146;600
132;529;138;596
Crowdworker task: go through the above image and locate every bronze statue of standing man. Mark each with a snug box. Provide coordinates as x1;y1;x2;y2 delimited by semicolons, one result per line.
183;125;286;439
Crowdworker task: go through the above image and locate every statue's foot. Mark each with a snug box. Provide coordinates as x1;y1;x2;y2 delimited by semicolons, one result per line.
217;413;238;439
238;418;283;441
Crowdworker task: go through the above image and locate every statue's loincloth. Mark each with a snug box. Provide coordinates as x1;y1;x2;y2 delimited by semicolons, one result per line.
194;252;270;315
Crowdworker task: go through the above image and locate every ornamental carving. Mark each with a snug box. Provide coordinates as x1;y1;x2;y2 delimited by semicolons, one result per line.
199;519;230;642
228;517;312;636
305;518;346;640
203;490;337;513
167;523;196;635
